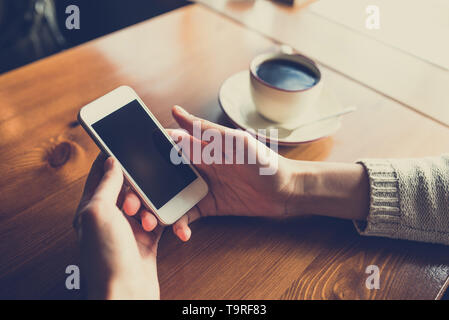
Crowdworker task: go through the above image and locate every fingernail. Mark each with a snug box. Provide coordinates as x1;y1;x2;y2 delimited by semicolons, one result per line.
104;157;114;171
184;228;191;241
174;105;189;116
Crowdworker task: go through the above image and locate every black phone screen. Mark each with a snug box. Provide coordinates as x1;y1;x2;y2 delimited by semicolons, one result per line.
92;99;197;209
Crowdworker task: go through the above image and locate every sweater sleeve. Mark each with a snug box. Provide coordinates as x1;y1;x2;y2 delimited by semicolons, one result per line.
354;155;449;245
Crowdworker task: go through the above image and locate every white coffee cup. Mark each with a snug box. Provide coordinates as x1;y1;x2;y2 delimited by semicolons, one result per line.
249;51;323;124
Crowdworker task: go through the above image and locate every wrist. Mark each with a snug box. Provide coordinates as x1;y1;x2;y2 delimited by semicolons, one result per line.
105;275;159;300
88;271;159;300
286;160;370;221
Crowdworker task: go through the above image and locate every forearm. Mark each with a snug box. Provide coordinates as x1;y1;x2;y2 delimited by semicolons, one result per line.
286;160;370;221
286;155;449;246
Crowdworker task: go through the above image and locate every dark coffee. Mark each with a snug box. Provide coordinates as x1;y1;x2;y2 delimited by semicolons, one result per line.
255;59;318;91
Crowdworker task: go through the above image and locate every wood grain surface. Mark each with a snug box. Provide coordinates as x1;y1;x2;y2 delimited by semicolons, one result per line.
1;4;449;299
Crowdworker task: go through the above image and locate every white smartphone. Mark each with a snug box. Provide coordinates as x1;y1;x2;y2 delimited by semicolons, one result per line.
78;86;208;225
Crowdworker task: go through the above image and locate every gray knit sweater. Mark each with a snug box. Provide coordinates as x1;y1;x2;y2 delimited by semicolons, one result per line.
355;155;449;245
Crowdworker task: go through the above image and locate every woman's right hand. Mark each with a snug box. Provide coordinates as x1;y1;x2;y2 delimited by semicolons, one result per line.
124;105;306;241
124;105;370;242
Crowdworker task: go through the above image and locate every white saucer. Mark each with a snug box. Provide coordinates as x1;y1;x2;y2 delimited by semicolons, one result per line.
218;70;343;145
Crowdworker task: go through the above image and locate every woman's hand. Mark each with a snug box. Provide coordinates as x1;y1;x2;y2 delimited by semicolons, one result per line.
166;105;303;240
123;105;305;241
123;105;369;242
74;155;162;299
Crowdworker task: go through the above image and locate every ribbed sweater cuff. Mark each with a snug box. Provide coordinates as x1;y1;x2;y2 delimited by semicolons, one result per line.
353;159;401;237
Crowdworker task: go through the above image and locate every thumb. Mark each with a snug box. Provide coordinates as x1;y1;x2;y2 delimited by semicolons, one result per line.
92;157;124;204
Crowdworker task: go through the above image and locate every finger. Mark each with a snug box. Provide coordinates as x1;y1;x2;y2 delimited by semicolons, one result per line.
172;105;232;138
92;157;124;204
140;209;158;232
116;184;128;208
168;128;206;150
78;153;108;207
172;215;191;242
74;153;108;230
172;106;255;163
122;189;141;216
169;126;253;168
167;128;211;169
166;128;186;143
172;206;201;242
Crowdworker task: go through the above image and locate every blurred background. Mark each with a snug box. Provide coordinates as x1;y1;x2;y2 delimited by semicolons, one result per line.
0;0;190;74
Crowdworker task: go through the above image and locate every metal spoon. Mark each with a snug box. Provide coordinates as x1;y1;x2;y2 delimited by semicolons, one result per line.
266;106;357;137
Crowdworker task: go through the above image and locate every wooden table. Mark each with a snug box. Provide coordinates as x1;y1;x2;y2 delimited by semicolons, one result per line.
1;3;449;300
197;0;449;126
